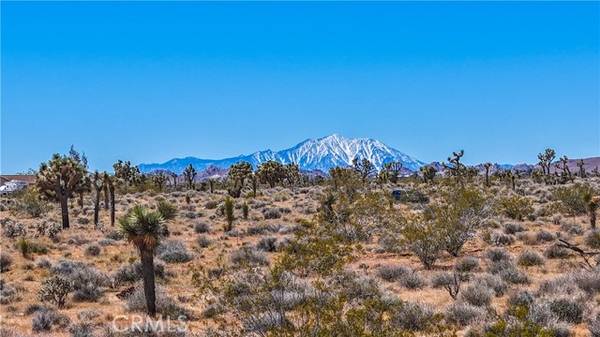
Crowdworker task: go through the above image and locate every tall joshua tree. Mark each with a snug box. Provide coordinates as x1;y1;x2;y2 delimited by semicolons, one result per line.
103;172;116;226
583;192;599;229
557;156;572;182
182;164;197;190
228;161;253;197
537;148;556;176
444;150;466;186
483;163;492;187
152;172;168;191
69;147;89;209
257;161;285;188
352;157;375;182
382;161;403;184
92;171;103;227
577;159;586;178
119;205;166;317
36;154;86;229
420;165;436;184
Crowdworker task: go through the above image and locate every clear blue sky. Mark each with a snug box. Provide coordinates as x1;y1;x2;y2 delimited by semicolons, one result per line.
2;1;598;173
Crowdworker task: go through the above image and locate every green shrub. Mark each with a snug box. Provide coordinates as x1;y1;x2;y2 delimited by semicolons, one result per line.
11;188;50;218
224;197;235;232
553;183;594;216
402;216;444;269
157;199;177;220
16;238;48;257
485;305;554;337
496;195;533;221
242;202;249;219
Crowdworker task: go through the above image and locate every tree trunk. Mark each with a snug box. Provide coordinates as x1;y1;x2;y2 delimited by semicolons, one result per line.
94;187;100;226
103;185;109;210
140;249;157;317
79;192;84;209
591;208;597;230
109;187;115;226
60;196;70;229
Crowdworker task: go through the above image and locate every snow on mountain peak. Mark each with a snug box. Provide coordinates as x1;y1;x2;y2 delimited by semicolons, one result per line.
138;134;425;174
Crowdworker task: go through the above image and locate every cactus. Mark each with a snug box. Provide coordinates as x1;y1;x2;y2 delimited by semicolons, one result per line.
39;275;73;308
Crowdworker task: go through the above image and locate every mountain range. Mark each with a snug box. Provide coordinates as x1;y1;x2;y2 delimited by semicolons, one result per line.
138;134;426;174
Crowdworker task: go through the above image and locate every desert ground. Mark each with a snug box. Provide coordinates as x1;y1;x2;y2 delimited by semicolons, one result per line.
1;170;599;337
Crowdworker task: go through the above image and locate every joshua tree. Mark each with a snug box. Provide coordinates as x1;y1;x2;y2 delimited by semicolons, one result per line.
483;163;492;187
577;160;586;178
420;165;436;184
510;171;517;190
284;163;301;188
352;157;375;182
257;161;285;188
556;156;572;182
152;172;168;191
182;164;197;190
443;150;467;185
103;172;116;226
119;205;168;317
249;174;258;197
537;148;556;176
76;175;91;210
36;154;86;229
228;161;253;187
68;147;89;209
380;161;402;184
103;180;110;210
584;194;599;229
224;196;235;231
92;171;103;227
168;172;177;188
113;160;142;188
207;178;215;194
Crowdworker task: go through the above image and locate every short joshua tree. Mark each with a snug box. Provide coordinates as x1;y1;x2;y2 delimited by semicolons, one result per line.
119;205;167;316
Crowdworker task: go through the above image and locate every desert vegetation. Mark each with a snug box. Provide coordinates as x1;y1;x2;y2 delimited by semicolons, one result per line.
1;147;599;337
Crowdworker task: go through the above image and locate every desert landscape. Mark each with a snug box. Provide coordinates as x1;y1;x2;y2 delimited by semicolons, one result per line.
2;2;598;337
1;145;599;337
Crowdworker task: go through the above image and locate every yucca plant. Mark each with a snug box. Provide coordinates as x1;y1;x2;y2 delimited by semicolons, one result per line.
119;205;166;316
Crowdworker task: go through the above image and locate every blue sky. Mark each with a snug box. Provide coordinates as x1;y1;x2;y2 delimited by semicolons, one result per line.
2;1;598;173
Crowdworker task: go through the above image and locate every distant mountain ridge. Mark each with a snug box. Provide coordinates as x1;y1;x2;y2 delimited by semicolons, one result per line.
138;134;426;174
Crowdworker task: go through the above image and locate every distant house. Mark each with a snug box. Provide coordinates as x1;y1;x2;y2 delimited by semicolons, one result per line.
0;175;36;195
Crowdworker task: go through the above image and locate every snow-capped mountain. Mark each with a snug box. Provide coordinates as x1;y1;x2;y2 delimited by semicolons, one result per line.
138;134;426;174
